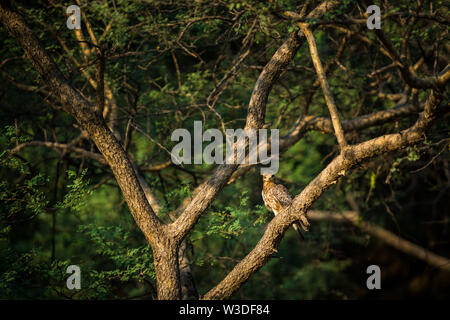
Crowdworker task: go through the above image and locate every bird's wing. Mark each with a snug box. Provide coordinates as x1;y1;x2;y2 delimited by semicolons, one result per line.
267;183;293;212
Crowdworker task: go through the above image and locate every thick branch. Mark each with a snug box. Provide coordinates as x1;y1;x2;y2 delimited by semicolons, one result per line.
299;23;347;150
9;141;107;164
229;102;424;185
171;1;341;243
304;103;423;134
203;90;446;299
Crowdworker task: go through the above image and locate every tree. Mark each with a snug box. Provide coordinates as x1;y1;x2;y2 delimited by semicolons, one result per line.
0;0;448;299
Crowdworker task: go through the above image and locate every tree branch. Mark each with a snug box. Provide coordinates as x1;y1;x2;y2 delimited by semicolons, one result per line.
203;90;447;299
9;140;106;164
0;0;163;249
170;1;341;244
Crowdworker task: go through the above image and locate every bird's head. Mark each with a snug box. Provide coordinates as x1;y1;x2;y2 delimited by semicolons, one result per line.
262;174;275;182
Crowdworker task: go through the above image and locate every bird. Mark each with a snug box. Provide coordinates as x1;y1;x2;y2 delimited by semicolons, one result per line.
262;174;310;241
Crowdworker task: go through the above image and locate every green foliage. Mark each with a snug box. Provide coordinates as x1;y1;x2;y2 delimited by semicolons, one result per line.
0;127;49;223
56;169;92;212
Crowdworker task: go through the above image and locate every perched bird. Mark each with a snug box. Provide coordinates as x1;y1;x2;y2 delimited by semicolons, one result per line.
262;174;310;241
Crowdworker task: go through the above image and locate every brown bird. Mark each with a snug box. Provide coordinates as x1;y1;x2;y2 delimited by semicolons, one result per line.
262;174;310;241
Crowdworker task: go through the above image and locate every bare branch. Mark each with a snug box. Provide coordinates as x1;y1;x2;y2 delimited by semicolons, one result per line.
299;23;347;150
0;0;163;248
203;90;447;299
